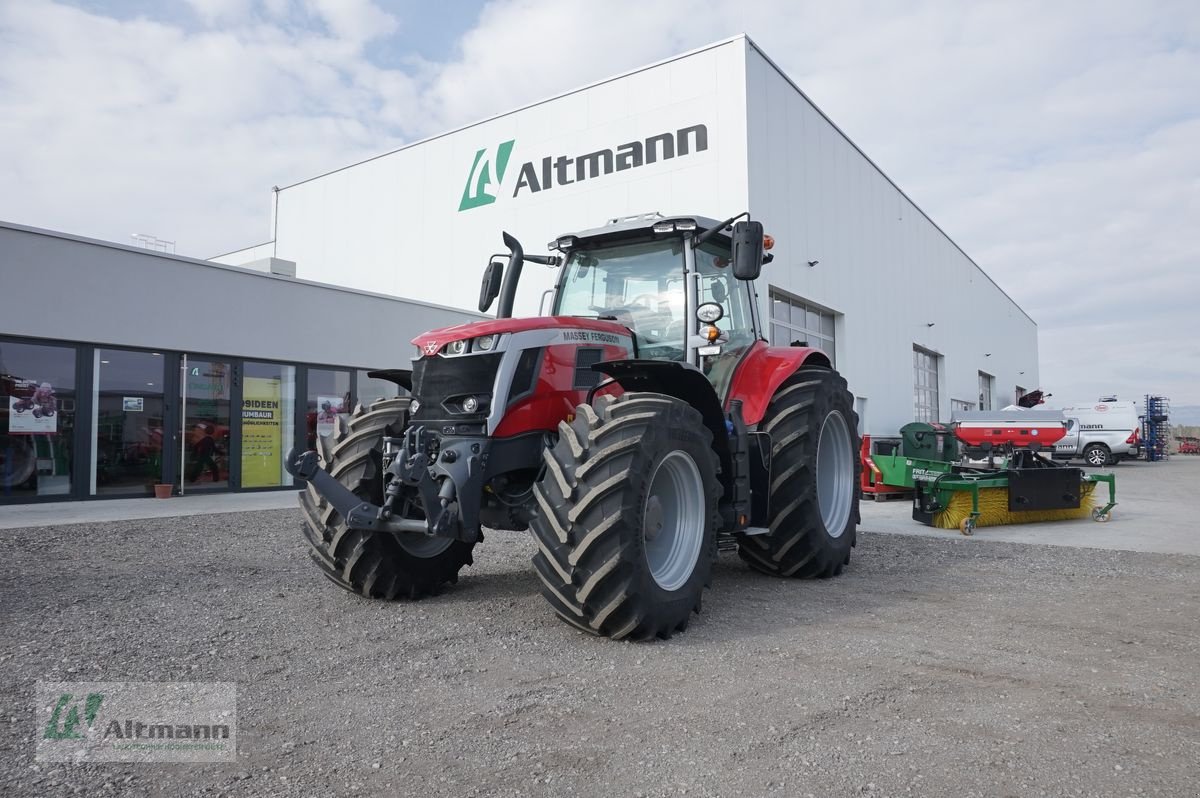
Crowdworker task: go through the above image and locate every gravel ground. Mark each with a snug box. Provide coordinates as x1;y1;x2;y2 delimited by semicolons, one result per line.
2;510;1199;797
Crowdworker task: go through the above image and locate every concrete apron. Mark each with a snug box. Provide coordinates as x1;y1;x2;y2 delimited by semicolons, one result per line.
0;490;301;530
861;456;1200;557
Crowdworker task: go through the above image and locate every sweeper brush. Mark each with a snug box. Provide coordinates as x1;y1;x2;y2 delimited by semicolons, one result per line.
932;481;1098;530
870;411;1116;535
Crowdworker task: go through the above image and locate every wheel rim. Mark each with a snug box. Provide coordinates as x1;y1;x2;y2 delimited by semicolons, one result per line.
395;533;452;558
816;410;854;538
1087;448;1105;466
382;494;452;558
642;450;705;592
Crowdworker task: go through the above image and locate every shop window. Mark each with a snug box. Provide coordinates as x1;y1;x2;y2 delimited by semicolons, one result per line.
307;368;351;451
241;362;296;488
356;369;405;411
1;339;76;500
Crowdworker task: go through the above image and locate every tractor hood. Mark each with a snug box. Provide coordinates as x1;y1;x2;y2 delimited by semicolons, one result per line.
412;316;632;357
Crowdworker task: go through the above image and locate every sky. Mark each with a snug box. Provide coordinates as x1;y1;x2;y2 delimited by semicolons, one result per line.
0;0;1197;412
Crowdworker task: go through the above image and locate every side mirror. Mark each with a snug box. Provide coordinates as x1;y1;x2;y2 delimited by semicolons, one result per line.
731;220;764;281
478;261;503;313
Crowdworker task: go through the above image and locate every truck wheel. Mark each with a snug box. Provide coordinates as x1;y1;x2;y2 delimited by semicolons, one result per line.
298;397;475;599
738;366;861;578
530;393;719;641
1083;443;1111;468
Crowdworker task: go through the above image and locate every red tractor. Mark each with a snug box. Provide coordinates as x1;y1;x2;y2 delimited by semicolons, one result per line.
288;213;860;640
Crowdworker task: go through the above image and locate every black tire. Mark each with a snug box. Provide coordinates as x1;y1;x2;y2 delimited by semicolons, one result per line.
0;434;37;488
1083;443;1111;468
298;397;475;599
530;393;719;641
738;366;861;578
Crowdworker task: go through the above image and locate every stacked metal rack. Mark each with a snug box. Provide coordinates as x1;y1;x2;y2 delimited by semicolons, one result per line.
1142;395;1171;461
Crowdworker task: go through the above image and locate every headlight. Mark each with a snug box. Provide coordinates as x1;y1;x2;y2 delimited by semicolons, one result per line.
445;339;468;355
473;334;497;352
696;302;725;323
462;396;479;413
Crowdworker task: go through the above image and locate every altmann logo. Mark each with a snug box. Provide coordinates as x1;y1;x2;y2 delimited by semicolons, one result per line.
457;123;709;212
37;680;237;763
44;692;104;740
43;690;230;742
459;140;516;211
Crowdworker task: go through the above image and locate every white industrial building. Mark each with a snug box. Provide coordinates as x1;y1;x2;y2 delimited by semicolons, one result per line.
215;35;1038;437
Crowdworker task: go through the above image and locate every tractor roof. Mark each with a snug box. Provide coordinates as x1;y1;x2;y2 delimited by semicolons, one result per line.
552;213;731;251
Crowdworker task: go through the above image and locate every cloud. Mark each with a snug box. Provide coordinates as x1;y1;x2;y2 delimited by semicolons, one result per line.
305;0;397;44
0;0;1196;403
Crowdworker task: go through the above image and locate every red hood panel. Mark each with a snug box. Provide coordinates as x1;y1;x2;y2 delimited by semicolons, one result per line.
412;316;631;349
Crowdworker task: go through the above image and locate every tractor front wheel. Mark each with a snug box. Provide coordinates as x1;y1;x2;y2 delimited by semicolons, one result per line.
298;398;476;599
738;366;861;578
530;393;719;640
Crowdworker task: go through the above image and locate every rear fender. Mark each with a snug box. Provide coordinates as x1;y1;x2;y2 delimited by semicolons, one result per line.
725;341;831;426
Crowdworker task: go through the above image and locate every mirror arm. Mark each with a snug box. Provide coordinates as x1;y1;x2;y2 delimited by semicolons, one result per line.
693;211;749;248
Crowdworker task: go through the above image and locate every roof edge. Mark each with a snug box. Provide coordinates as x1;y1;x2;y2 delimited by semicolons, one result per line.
0;220;485;320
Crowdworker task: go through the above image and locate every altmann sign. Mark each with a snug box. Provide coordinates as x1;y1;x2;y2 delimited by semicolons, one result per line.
36;681;237;763
458;123;709;211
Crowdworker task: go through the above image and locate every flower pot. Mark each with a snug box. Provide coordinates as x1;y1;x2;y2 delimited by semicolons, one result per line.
154;483;174;499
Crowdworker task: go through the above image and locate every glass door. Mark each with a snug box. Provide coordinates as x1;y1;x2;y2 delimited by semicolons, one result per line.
181;356;232;492
92;349;165;496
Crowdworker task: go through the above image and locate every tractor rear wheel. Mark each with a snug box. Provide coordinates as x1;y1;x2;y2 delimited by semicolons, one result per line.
298;397;475;599
0;434;37;489
530;393;719;640
738;366;861;578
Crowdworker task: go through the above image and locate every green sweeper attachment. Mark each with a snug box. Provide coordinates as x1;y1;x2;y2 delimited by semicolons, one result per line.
871;413;1116;535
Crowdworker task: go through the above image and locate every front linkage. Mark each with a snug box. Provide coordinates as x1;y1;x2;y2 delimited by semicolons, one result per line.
286;424;486;544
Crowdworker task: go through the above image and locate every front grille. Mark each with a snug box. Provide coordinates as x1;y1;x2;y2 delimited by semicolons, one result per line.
411;353;502;423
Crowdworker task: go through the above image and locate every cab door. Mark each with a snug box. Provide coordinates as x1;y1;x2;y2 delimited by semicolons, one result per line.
1055;417;1080;458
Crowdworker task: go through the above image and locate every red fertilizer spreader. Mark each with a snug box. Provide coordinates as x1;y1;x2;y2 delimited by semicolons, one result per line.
952;410;1068;451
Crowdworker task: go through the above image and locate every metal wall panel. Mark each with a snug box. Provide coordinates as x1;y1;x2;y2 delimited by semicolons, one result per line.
743;42;1038;436
0;223;480;370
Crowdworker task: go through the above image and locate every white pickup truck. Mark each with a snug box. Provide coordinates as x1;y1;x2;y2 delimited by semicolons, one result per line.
1049;401;1141;466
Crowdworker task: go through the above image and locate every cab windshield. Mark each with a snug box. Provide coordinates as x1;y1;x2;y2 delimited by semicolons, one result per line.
554;240;686;361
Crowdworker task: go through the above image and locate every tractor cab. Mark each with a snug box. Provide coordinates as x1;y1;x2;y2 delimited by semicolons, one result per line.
483;213;769;397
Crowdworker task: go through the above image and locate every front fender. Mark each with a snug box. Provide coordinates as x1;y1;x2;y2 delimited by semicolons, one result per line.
725;341;831;426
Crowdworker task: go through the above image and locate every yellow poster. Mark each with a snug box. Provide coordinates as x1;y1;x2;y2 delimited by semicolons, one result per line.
241;377;282;488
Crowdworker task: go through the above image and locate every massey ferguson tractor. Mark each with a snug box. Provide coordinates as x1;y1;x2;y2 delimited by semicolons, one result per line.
288;213;860;640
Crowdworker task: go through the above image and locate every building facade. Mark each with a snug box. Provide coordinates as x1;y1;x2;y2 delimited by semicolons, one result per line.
0;222;479;503
220;35;1038;439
